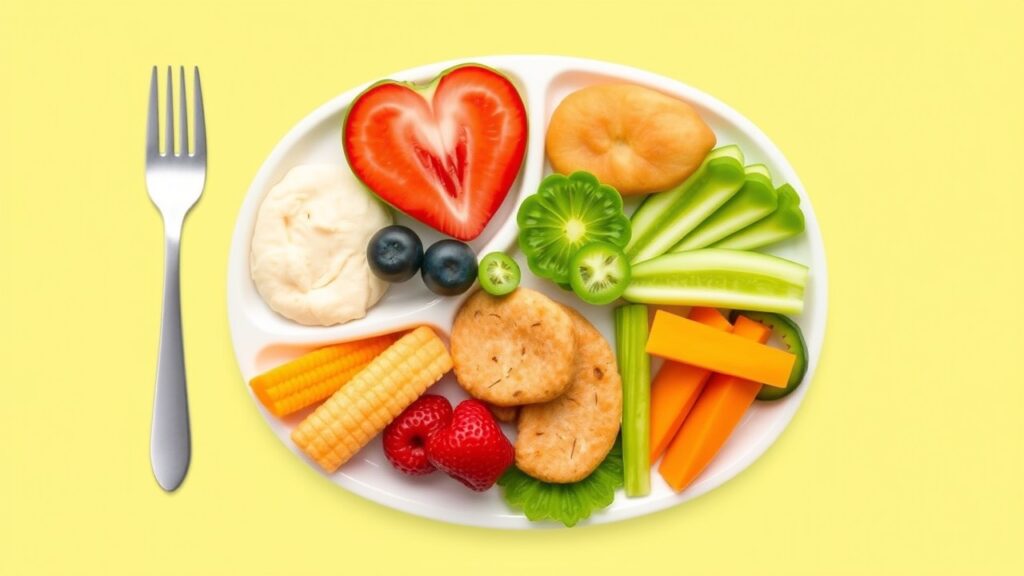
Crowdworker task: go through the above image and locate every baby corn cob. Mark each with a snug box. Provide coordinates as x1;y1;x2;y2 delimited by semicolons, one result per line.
291;326;453;472
250;333;400;418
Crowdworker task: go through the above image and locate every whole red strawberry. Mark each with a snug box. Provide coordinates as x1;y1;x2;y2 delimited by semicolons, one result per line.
426;399;515;491
383;395;453;476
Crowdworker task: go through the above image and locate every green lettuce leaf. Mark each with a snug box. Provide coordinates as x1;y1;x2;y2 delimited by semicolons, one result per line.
498;436;623;527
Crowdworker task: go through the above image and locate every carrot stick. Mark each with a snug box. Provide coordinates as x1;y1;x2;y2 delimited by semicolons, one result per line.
658;316;771;492
649;308;732;462
646;309;795;388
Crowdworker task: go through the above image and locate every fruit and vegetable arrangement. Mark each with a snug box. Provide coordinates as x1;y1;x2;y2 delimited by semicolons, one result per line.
246;62;815;526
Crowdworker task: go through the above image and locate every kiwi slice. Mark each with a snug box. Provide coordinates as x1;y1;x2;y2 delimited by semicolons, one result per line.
516;172;631;284
478;252;521;296
569;242;631;305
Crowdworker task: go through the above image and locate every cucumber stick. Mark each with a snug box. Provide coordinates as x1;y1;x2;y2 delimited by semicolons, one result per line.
744;163;771;179
738;312;808;401
626;145;746;264
614;304;651;497
623;249;809;314
670;165;778;252
711;184;805;251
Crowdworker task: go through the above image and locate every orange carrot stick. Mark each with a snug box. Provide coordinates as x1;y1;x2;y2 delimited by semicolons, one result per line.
649;308;732;462
658;316;771;492
646;309;795;388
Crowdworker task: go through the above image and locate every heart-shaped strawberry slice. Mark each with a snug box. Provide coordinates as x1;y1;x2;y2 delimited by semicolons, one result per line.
343;65;528;241
426;399;515;492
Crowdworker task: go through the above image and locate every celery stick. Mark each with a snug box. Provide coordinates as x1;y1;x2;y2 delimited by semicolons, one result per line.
623;249;809;314
744;163;771;179
670;165;778;252
710;184;805;251
614;304;651;497
626;146;746;265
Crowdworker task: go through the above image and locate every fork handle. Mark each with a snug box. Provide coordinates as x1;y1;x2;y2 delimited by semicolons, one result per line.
150;229;191;491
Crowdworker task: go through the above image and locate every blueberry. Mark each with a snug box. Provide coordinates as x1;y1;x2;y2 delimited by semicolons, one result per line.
367;225;424;282
421;239;478;296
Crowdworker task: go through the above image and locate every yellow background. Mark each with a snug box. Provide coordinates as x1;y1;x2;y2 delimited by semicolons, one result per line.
2;0;1022;573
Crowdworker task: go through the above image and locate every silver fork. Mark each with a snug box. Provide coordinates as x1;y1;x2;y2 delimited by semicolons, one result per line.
146;66;206;491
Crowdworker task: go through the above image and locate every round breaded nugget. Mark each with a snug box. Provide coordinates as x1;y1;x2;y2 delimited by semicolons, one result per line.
515;306;623;483
451;288;575;407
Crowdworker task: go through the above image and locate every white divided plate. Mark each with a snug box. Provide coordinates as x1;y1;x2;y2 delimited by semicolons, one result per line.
228;55;828;529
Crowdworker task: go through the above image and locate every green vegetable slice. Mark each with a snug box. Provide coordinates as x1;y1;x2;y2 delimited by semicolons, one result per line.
614;304;650;497
517;171;631;284
744;163;772;179
477;252;521;296
498;437;623;527
670;165;778;252
626;145;746;264
569;242;631;305
623;249;809;314
737;312;809;401
711;184;805;251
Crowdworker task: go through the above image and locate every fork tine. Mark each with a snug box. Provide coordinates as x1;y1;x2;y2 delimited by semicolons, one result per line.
192;66;205;156
146;66;160;159
178;67;189;157
165;67;174;156
193;67;206;158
